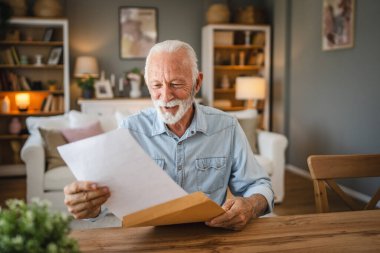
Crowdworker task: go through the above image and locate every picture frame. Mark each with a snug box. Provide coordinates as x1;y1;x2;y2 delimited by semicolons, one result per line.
43;28;54;42
119;7;158;59
322;0;355;51
47;47;62;65
95;80;114;98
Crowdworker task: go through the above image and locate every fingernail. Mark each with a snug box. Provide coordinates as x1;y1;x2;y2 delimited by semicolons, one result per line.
91;184;97;189
103;187;109;193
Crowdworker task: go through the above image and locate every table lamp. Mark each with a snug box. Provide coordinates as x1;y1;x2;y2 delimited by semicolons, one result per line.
74;56;99;97
15;93;30;112
235;76;266;109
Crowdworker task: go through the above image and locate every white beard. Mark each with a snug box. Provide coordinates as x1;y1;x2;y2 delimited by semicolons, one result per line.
153;96;194;124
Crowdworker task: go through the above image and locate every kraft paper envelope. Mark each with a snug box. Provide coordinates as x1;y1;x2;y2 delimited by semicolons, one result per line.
123;191;225;228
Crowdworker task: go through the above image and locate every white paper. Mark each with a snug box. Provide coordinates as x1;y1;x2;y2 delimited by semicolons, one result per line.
58;128;187;219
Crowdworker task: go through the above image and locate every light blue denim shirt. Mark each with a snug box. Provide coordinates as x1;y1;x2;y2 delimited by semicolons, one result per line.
119;103;274;213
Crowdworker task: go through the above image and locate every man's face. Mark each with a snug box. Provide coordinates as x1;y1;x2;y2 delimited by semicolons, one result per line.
146;50;199;124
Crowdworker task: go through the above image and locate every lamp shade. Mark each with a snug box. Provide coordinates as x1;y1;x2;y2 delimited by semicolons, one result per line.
74;56;99;78
15;93;30;111
235;76;266;100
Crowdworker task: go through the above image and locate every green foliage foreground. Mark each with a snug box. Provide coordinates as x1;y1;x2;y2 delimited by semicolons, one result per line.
0;199;79;253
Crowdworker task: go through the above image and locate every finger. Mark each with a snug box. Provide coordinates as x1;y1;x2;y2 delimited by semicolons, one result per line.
64;181;99;194
207;209;238;226
64;187;109;206
72;207;100;220
69;194;110;214
206;215;243;229
222;199;235;212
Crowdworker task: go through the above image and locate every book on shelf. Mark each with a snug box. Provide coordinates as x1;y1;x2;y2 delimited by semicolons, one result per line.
43;94;53;112
10;47;20;65
41;94;64;113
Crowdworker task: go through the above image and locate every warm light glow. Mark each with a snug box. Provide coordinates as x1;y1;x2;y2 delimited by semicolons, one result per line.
74;56;99;78
235;77;266;100
15;93;30;111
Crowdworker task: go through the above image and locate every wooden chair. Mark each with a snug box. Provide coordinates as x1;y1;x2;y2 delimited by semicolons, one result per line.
307;154;380;213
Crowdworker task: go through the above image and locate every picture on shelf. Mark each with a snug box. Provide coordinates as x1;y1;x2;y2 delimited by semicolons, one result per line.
95;80;114;98
43;28;54;41
47;47;62;65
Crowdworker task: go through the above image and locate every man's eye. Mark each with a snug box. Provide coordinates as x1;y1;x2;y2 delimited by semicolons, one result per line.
171;83;183;88
152;84;162;89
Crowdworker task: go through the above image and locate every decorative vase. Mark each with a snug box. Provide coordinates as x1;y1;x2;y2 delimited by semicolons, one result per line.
82;88;94;99
129;80;141;98
206;4;230;24
9;117;22;135
33;0;62;17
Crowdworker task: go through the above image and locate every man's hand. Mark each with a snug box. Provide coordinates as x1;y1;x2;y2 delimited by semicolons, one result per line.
205;194;268;231
64;181;110;219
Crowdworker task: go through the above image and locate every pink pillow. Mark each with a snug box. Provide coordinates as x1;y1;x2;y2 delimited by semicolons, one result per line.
61;121;104;143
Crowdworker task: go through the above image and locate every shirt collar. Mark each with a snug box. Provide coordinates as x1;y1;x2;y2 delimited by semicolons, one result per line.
151;102;208;137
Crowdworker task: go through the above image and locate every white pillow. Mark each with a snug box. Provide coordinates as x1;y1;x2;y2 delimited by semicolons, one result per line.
68;110;118;132
26;114;69;136
115;110;131;127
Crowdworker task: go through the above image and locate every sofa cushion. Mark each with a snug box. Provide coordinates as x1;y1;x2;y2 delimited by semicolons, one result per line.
38;128;67;171
254;155;273;176
228;109;258;153
27;114;69;136
61;121;104;142
44;165;76;191
68;110;117;132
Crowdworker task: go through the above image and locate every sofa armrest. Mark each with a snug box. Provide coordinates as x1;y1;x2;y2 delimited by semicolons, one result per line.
21;134;46;202
257;131;288;203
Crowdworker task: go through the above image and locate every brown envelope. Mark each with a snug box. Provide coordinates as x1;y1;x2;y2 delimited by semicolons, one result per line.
122;192;225;228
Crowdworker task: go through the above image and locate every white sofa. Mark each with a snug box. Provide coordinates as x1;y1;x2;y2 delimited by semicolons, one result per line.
21;109;287;212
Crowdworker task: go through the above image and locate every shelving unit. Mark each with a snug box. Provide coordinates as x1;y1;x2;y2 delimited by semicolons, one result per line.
202;24;271;129
0;17;69;172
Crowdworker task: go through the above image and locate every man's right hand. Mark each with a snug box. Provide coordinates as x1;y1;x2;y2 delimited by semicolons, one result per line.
63;181;110;219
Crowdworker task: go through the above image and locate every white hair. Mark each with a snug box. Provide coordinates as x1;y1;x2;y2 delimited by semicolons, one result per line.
144;40;199;85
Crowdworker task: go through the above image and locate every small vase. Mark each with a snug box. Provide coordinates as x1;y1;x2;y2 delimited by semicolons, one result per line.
9;117;22;135
82;88;94;99
129;80;142;98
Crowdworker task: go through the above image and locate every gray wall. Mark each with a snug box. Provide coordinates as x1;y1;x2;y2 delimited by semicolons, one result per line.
273;0;380;195
65;0;204;107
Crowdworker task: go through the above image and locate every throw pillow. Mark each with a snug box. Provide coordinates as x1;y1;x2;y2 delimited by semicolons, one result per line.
61;121;104;143
238;117;258;154
68;110;117;132
38;128;67;171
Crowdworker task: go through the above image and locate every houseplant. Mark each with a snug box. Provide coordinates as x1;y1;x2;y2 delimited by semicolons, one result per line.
77;77;95;98
0;199;79;253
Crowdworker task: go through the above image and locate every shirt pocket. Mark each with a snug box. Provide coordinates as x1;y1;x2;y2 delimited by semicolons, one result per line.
196;157;227;194
153;158;165;171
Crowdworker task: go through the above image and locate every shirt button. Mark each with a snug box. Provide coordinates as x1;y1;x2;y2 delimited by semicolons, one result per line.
178;141;182;145
191;131;195;134
178;165;182;170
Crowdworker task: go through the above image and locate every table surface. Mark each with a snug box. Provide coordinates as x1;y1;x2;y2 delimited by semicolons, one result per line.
70;210;380;252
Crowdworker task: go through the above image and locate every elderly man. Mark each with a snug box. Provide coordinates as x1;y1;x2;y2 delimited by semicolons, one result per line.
64;40;273;230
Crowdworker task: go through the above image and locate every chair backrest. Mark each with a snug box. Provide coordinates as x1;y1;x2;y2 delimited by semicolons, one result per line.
307;154;380;213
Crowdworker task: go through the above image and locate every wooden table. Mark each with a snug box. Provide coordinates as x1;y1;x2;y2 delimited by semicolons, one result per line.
70;210;380;252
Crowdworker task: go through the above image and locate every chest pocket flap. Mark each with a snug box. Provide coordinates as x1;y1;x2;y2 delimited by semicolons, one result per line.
196;157;227;194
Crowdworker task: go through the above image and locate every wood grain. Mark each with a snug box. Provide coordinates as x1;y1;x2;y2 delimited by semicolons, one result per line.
70;210;380;253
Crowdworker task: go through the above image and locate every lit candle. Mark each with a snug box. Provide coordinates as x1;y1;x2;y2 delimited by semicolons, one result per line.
15;93;30;112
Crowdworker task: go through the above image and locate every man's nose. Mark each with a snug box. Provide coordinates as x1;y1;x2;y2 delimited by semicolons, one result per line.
160;85;173;102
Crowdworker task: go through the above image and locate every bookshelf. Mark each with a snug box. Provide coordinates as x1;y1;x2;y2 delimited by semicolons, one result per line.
202;24;271;129
0;17;69;172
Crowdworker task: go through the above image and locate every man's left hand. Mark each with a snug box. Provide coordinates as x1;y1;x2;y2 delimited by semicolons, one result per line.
205;194;267;231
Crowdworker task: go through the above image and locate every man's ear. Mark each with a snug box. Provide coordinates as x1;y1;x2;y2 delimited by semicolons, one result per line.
195;72;203;93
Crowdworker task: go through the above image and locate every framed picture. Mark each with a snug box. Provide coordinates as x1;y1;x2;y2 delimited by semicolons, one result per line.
43;28;54;41
322;0;355;51
119;7;158;59
95;80;114;98
47;47;62;65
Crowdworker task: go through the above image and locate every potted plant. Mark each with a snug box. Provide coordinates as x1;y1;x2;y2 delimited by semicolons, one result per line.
77;77;95;99
0;199;79;253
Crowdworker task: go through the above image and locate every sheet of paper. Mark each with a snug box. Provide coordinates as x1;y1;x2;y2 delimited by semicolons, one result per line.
58;128;187;220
